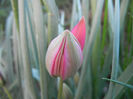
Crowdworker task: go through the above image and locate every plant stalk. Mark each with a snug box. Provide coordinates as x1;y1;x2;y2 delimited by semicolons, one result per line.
58;77;63;99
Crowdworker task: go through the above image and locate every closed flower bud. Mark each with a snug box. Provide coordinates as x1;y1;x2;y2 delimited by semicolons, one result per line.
62;83;73;99
46;17;86;80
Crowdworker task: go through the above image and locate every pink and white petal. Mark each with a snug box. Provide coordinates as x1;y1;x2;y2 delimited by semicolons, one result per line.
45;33;64;75
71;16;86;50
61;32;83;80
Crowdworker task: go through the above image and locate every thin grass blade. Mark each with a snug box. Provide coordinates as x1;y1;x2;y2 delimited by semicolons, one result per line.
32;0;48;98
102;78;133;89
82;0;89;41
18;0;37;98
114;62;133;98
42;0;59;43
71;0;82;29
105;0;120;98
4;12;14;83
10;0;19;31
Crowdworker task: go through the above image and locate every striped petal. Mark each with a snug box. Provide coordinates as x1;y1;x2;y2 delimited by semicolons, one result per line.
45;30;83;80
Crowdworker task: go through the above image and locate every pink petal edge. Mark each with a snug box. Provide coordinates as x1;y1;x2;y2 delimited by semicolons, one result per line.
71;16;86;51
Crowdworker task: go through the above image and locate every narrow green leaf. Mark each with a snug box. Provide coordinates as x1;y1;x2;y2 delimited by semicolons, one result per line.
5;12;14;83
92;31;102;98
90;0;97;17
12;17;23;99
108;0;114;34
42;0;59;19
114;62;133;98
97;45;113;98
42;0;59;43
82;0;89;41
47;13;58;43
10;0;19;31
102;0;108;49
58;11;65;34
25;1;39;69
119;0;130;65
71;0;82;29
102;78;133;89
105;0;120;98
120;0;130;31
18;0;37;98
32;0;48;99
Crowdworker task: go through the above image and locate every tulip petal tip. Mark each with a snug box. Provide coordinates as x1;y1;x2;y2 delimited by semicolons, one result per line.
71;16;86;51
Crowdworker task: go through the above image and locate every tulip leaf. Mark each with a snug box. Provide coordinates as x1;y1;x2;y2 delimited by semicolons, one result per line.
18;0;37;98
114;62;133;98
58;11;65;34
4;12;14;83
102;78;133;89
10;0;19;31
105;0;120;98
82;0;89;41
42;0;59;43
90;0;97;17
32;0;48;98
70;0;82;30
119;0;130;66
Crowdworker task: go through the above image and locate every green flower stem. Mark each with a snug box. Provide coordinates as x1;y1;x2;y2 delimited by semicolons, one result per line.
58;77;63;99
3;86;13;99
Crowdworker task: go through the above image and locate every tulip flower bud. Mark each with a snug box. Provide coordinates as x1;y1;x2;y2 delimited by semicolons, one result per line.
46;30;83;80
46;17;86;80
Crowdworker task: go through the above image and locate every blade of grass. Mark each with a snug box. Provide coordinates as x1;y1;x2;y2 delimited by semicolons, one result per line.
108;0;114;34
105;0;120;98
102;0;108;49
58;11;65;34
71;0;82;29
131;17;133;56
113;62;133;98
2;86;13;99
32;0;48;99
102;78;133;89
91;1;108;97
74;0;104;98
18;0;37;98
119;0;130;66
47;12;58;43
10;0;19;31
5;12;14;83
12;17;23;99
42;0;59;43
82;0;89;42
90;0;97;17
92;31;102;99
120;0;129;31
25;1;39;70
42;0;59;19
130;1;133;56
97;45;113;98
